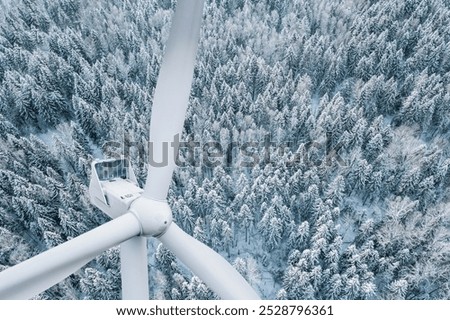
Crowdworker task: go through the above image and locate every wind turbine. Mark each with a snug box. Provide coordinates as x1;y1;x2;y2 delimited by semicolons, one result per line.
0;0;260;300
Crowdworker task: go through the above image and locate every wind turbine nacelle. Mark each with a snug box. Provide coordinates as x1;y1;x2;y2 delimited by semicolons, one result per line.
89;158;143;219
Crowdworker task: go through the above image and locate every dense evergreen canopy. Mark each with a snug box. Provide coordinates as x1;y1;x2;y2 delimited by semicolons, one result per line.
0;0;449;299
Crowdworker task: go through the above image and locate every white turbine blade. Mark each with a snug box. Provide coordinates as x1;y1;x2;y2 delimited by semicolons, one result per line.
158;222;261;300
120;236;149;300
144;0;205;200
0;213;141;300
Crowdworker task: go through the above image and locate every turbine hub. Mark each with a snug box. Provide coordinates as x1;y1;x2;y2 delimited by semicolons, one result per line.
129;197;172;237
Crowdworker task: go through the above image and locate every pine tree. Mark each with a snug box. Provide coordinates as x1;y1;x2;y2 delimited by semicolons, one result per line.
193;217;207;244
238;203;253;243
325;175;345;207
80;267;120;300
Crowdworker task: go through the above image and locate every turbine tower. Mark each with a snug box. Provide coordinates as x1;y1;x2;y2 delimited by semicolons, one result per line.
0;0;260;300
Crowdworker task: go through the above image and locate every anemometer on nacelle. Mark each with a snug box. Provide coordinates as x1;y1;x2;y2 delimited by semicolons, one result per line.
89;158;143;219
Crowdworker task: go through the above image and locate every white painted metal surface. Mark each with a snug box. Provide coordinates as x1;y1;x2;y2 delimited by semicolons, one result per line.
143;0;206;200
120;237;149;300
0;213;141;300
159;222;261;300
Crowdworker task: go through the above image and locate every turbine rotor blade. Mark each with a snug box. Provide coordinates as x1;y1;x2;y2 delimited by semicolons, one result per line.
0;213;141;300
144;0;205;200
120;236;149;300
158;222;260;300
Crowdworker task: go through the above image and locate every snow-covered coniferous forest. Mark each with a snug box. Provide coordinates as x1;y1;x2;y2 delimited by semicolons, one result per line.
0;0;449;299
